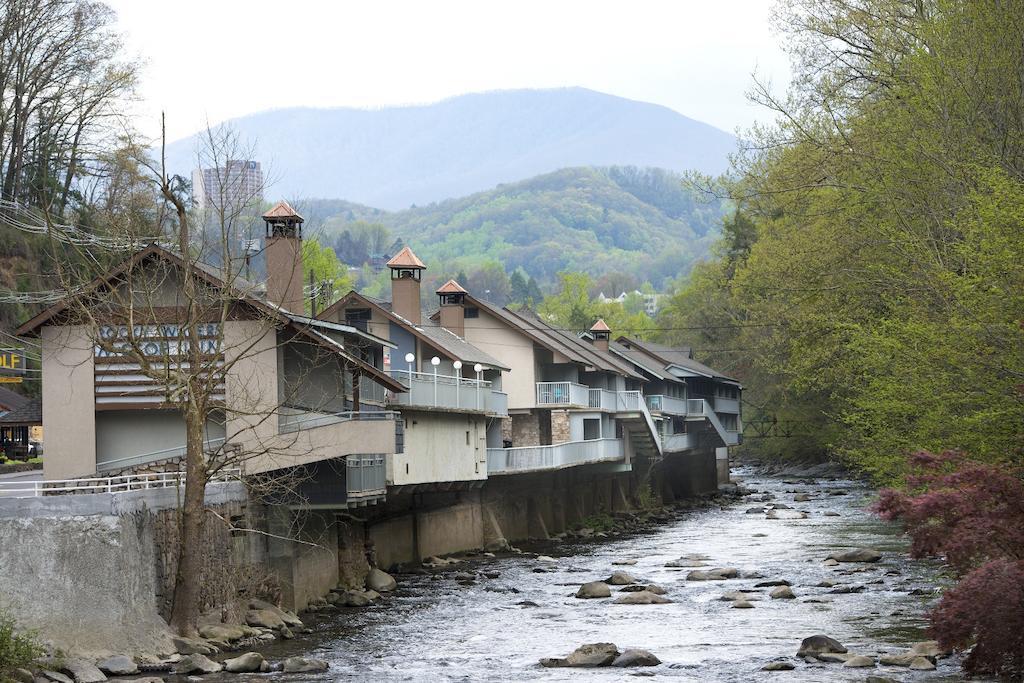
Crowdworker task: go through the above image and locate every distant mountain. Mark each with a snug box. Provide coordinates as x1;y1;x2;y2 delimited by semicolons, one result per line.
303;166;728;288
166;88;737;210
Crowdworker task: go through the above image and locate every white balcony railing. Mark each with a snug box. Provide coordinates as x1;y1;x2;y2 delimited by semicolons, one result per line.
279;409;397;434
388;370;506;414
685;399;741;446
645;394;689;416
0;468;241;498
714;397;740;414
346;455;386;497
536;381;591;407
588;388;618;411
487;438;624;475
662;432;696;452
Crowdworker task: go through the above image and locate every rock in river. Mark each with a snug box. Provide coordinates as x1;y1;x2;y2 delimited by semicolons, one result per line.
174;654;223;675
611;649;661;667
686;567;739;581
613;590;673;605
843;655;876;668
826;548;882;563
606;570;637;585
761;661;795;671
97;655;138;676
61;660;107;683
770;586;796;599
541;643;620;668
367;567;398;592
576;581;612;599
766;509;809;520
282;657;330;673
224;652;266;673
796;635;847;657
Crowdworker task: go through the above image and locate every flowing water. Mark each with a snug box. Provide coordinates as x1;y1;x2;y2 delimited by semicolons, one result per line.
210;470;971;681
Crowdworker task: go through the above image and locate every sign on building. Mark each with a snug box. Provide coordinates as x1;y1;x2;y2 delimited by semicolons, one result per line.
0;348;26;383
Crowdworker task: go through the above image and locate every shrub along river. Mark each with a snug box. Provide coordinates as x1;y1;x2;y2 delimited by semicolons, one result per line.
207;468;976;681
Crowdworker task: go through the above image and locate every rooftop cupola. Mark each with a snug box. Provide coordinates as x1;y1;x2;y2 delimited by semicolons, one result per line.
437;279;468;337
262;200;304;312
387;246;426;324
591;319;611;351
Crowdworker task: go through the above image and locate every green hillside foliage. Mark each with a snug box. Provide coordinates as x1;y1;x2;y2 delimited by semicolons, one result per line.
304;166;727;292
658;0;1024;481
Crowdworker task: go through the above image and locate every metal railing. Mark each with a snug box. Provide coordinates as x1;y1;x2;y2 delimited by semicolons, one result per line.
278;409;397;434
645;394;689;415
535;381;590;407
387;370;505;414
486;437;624;475
685;399;740;446
616;390;663;455
587;388;618;411
662;432;695;452
96;437;227;473
346;455;386;496
0;468;241;498
713;397;741;414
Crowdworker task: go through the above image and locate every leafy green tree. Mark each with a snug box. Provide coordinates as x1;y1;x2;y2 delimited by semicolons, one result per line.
302;237;354;314
539;272;595;329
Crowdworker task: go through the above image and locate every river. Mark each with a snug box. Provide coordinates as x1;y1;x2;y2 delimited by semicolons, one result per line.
213;469;970;681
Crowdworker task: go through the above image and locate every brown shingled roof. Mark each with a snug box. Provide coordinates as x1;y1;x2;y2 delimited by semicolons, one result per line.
386;246;426;269
262;200;304;221
436;279;467;294
590;319;611;332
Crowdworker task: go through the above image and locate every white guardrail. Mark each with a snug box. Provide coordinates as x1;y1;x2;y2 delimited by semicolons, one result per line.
487;437;624;474
0;468;242;498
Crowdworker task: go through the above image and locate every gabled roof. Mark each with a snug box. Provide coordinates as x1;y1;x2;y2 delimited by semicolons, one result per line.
590;319;611;332
0;387;29;412
0;398;40;426
460;296;644;380
386;246;426;269
610;340;679;383
436;279;467;294
15;244;405;393
320;290;509;371
262;200;304;221
616;336;739;384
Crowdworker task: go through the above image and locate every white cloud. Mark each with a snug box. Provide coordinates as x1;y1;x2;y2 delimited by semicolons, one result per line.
108;0;791;142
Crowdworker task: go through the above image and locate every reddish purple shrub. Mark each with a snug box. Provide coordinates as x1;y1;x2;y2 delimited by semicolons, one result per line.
875;450;1024;677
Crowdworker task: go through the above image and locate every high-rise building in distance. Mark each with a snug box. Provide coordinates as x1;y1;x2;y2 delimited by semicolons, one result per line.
192;159;263;209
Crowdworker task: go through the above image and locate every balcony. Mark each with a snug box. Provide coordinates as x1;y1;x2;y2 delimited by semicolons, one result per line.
645;394;690;416
714;397;740;414
536;381;591;407
387;370;508;415
662;432;696;452
346;454;386;499
487;437;624;475
244;409;399;475
685;399;741;446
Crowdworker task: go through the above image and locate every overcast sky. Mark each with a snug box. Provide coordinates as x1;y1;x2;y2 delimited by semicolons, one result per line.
106;0;792;143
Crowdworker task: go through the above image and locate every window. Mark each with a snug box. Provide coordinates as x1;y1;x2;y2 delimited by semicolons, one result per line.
465;307;479;319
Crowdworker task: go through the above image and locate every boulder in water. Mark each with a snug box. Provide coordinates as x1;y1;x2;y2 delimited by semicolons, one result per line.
761;661;795;671
367;567;397;592
613;590;672;605
606;570;637;585
826;548;882;563
770;586;796;599
282;657;329;673
224;652;266;673
797;635;847;657
540;642;620;668
843;655;876;668
575;581;612;599
611;649;661;667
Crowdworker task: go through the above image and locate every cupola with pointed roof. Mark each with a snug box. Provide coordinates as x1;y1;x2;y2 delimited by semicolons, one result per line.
437;279;468;337
388;246;425;324
591;319;611;351
263;200;305;312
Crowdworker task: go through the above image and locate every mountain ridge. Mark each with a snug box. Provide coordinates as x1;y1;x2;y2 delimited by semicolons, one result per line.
166;88;737;210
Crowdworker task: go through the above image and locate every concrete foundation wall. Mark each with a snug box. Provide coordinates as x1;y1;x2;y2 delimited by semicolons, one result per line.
369;515;416;569
415;499;484;559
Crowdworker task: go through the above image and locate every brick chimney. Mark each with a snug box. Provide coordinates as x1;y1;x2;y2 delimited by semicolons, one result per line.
591;319;611;351
387;246;426;324
262;200;304;312
437;279;468;338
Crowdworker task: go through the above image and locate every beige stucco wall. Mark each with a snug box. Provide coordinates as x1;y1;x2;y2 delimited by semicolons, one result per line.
41;325;96;480
462;309;537;410
243;418;396;475
223;320;279;460
389;411;486;486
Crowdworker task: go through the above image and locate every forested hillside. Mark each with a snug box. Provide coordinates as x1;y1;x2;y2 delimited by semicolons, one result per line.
304;166;727;290
657;1;1024;483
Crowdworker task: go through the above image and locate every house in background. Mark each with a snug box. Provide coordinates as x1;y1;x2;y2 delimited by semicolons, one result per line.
318;247;510;492
0;388;41;459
